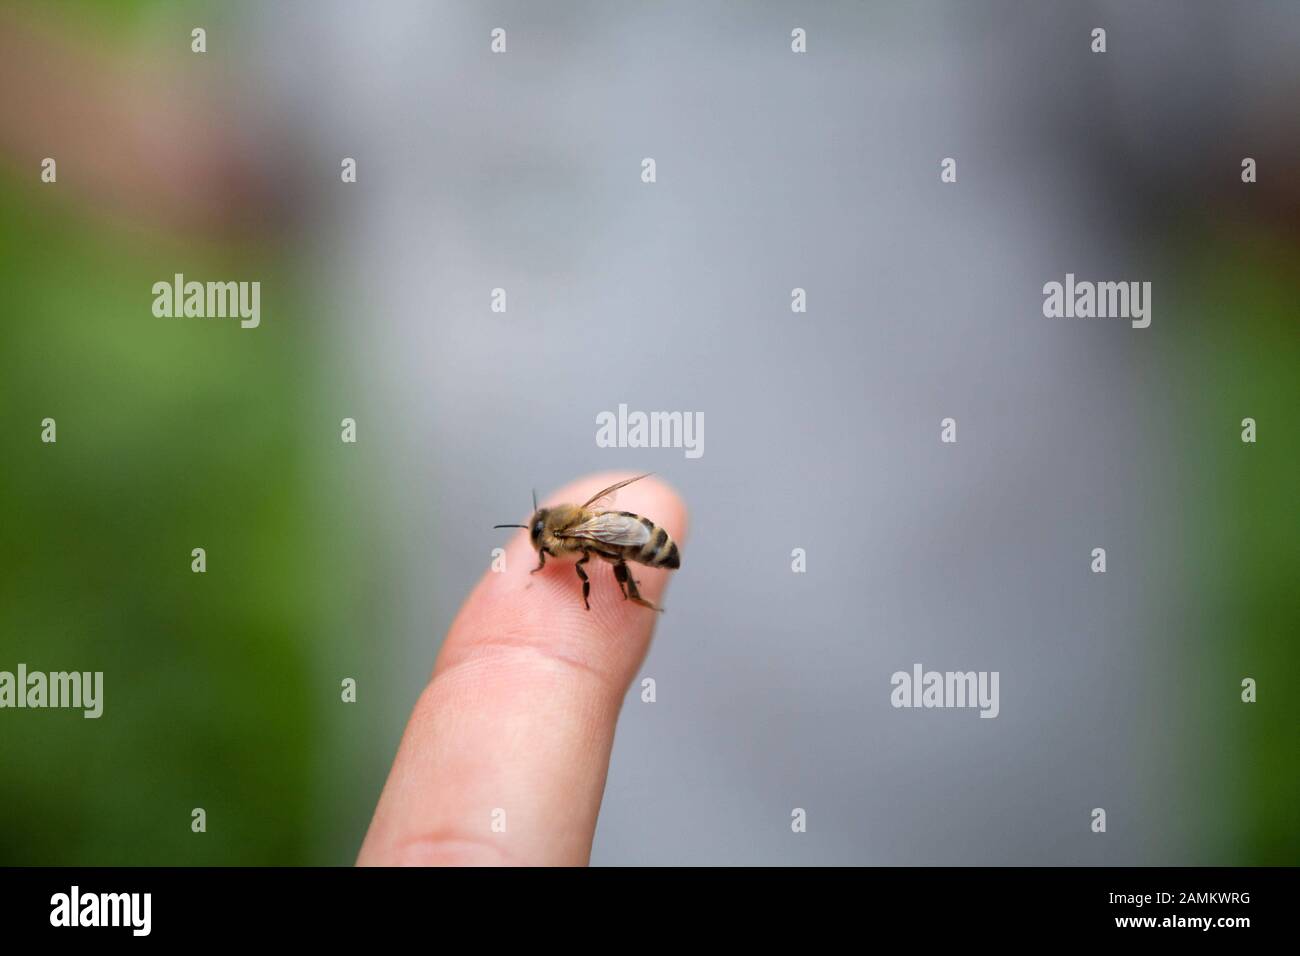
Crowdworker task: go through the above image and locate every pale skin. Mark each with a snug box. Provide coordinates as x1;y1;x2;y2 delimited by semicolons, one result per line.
357;473;687;866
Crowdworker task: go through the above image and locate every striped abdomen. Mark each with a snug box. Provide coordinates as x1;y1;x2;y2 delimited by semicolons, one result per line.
617;512;681;569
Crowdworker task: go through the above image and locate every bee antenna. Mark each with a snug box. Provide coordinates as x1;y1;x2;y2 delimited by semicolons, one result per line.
532;488;538;511
494;524;527;529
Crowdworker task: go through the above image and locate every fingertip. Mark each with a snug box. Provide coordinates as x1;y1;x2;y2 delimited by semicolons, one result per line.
359;471;689;866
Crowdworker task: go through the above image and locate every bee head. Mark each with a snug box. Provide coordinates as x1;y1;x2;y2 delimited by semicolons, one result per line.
528;509;548;548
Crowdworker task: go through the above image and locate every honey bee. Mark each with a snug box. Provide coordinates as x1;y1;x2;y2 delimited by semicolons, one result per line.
494;474;680;612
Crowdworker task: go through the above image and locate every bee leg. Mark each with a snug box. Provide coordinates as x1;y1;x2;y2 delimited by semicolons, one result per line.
617;561;662;612
574;551;592;610
530;548;548;574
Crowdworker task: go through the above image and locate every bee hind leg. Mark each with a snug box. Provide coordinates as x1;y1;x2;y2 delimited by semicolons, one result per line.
615;561;662;612
574;551;592;610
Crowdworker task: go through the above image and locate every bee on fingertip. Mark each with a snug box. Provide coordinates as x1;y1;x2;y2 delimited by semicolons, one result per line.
494;474;680;612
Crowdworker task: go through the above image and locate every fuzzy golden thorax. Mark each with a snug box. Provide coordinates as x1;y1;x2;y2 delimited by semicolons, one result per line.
529;504;588;558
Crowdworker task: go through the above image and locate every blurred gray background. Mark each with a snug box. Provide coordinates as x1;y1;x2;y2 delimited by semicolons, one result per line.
232;1;1299;864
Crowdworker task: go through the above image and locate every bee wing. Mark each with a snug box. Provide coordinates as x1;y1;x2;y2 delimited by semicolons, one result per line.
581;473;654;510
558;511;652;548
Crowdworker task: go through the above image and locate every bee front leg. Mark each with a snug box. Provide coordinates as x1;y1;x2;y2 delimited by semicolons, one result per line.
531;549;548;574
616;561;662;612
574;551;592;610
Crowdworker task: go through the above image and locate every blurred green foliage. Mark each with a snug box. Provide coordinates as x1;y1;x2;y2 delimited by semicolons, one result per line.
0;174;385;864
1175;233;1299;866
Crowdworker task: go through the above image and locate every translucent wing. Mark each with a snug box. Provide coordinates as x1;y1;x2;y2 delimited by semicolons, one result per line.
559;511;652;548
581;473;653;510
